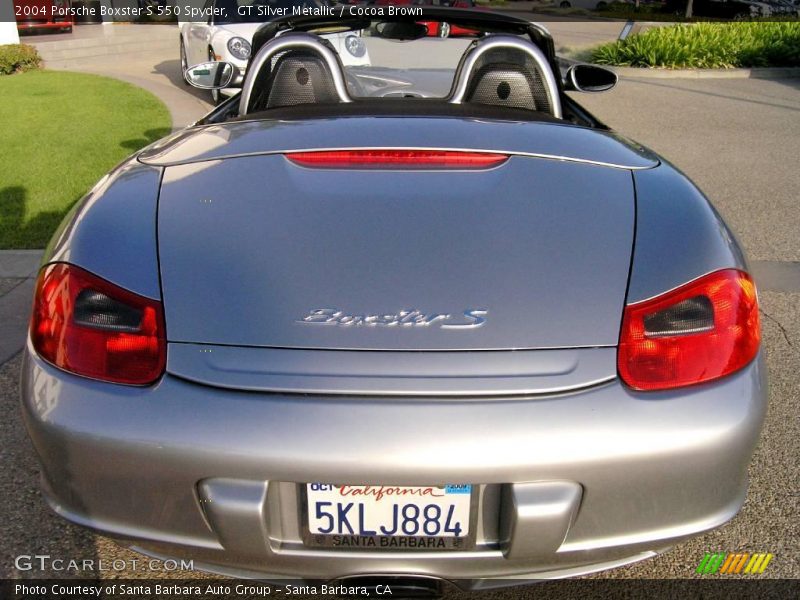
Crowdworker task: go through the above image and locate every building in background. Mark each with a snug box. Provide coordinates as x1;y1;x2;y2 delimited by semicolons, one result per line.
1;0;21;43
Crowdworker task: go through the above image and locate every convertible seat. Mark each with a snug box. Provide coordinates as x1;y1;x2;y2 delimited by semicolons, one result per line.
242;33;351;115
450;35;561;119
465;48;552;114
252;50;341;111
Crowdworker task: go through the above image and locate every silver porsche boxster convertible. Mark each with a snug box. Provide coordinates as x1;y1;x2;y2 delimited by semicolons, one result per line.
21;9;766;590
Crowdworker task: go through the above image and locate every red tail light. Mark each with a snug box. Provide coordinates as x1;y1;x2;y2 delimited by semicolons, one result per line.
285;150;508;169
30;264;166;385
618;269;760;391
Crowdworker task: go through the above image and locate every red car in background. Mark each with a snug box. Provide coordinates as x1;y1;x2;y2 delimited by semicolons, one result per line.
15;0;74;33
372;0;482;37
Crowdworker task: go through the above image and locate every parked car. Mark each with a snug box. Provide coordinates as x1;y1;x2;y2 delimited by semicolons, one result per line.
758;0;799;15
555;0;617;10
423;0;483;37
372;0;482;37
180;0;370;103
23;8;766;590
14;0;73;33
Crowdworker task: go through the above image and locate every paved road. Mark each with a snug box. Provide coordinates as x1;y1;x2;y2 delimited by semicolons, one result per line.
46;50;214;130
576;77;800;263
561;75;800;579
2;22;799;589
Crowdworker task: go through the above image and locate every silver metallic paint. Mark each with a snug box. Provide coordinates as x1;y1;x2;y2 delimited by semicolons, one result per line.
156;154;634;350
21;347;767;581
628;161;749;303
166;344;617;396
21;87;766;583
500;481;582;560
137;118;660;169
41;160;163;300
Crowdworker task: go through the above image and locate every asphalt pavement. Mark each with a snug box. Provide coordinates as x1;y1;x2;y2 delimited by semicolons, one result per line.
1;20;798;590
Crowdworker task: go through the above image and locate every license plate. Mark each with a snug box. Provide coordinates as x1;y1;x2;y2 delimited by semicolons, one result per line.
304;483;474;550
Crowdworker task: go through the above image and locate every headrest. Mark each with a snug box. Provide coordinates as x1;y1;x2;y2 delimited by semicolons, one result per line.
450;35;561;119
239;33;352;116
252;50;340;112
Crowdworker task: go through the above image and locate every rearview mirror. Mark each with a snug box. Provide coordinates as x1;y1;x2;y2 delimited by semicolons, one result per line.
564;64;617;93
185;61;235;90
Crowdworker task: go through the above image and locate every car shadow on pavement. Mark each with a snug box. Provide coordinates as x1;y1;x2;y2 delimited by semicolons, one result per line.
120;128;173;153
151;59;217;104
0;187;74;250
630;77;800;113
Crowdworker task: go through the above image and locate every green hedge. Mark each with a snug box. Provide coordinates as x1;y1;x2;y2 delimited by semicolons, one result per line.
0;44;42;75
592;22;800;69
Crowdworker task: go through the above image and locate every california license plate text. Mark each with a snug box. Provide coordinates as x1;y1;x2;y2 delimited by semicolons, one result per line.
306;484;471;538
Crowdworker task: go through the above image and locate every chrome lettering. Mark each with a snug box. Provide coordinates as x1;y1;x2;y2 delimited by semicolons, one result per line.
441;309;489;330
297;309;486;329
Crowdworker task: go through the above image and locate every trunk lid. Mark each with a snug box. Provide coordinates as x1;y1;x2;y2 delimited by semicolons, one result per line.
157;134;635;351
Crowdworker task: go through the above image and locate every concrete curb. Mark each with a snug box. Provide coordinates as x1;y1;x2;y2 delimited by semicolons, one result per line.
41;61;212;131
71;68;211;131
27;24;213;130
559;55;800;80
611;66;800;80
0;250;43;366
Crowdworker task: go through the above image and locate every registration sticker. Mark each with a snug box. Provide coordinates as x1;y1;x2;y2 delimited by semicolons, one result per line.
304;484;475;550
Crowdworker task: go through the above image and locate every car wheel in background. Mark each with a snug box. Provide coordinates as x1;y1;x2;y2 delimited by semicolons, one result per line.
209;47;222;105
179;39;189;85
439;22;451;38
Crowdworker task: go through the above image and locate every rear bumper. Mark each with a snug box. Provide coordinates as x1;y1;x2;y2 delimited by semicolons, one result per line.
20;344;767;583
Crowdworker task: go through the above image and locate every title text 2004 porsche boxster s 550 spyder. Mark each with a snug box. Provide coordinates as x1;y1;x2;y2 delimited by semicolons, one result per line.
21;9;766;590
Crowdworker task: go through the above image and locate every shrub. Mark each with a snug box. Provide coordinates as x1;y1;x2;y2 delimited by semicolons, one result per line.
0;44;42;75
591;22;800;69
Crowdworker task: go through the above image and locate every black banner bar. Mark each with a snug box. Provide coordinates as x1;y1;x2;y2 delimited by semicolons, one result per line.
2;578;799;600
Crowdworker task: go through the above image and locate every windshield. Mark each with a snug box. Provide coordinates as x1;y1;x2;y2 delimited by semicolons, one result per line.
344;35;474;99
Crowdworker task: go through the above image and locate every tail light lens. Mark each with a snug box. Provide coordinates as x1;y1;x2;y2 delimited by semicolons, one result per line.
618;269;760;391
30;264;166;385
285;150;508;170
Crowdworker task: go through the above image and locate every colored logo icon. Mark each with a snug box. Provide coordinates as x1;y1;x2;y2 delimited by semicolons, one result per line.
696;552;773;574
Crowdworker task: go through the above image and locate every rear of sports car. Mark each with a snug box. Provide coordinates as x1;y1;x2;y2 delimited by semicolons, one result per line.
20;115;766;586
